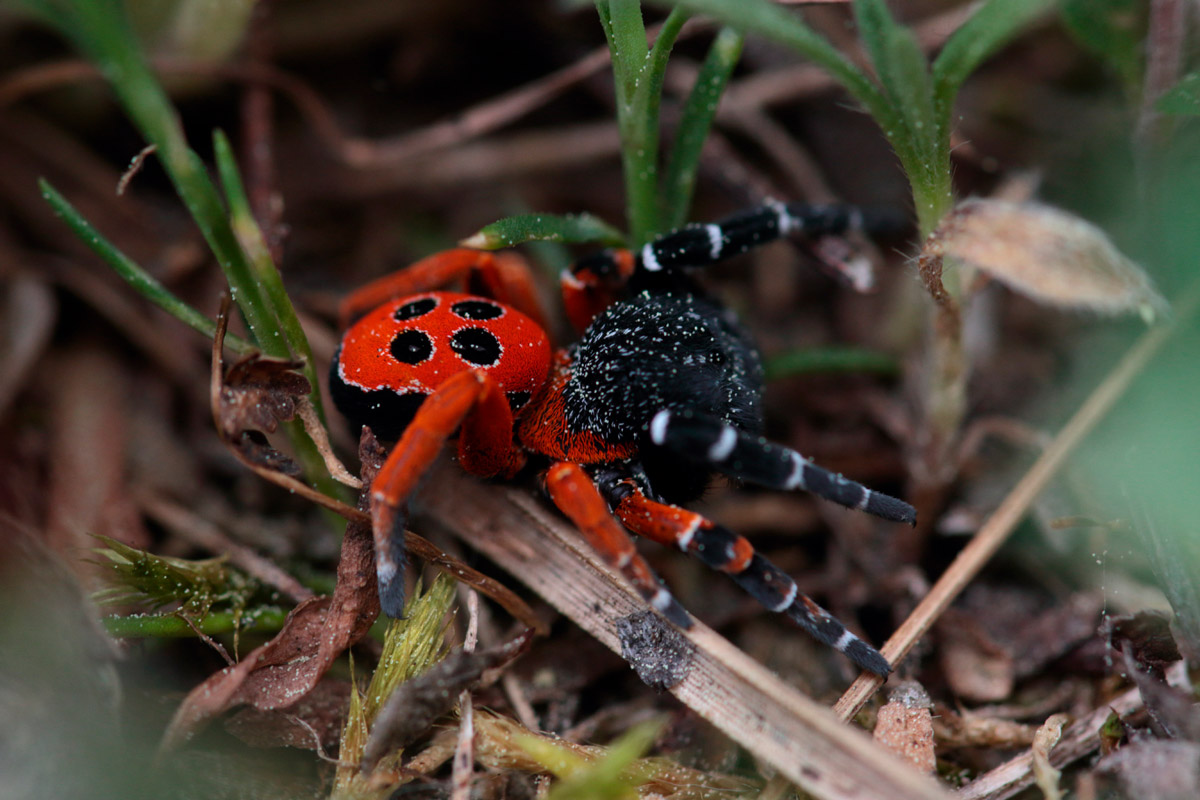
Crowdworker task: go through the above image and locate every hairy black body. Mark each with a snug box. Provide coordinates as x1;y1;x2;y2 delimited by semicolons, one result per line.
562;290;763;502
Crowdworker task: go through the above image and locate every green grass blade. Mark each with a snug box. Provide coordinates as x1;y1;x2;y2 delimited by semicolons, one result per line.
213;131;327;419
24;0;287;355
39;178;254;355
26;1;353;503
211;133;351;505
646;0;938;226
649;0;889;123
931;0;1058;115
621;6;689;243
462;212;628;249
853;0;935;150
661;27;744;229
601;0;650;101
852;0;947;233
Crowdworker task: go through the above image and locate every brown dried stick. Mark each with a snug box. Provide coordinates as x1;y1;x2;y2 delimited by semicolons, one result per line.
415;458;950;800
834;282;1200;721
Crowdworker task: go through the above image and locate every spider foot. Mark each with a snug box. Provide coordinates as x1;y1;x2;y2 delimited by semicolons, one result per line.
371;501;410;618
736;553;891;676
648;586;693;630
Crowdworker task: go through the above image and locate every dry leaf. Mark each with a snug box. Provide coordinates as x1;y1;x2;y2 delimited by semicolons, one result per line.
217;352;311;474
224;679;352;752
161;505;379;749
1031;713;1070;800
926;199;1168;321
937;608;1014;703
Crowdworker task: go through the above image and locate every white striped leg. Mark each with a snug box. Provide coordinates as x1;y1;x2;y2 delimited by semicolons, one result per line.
606;479;891;676
636;202;907;274
648;409;916;525
543;462;692;629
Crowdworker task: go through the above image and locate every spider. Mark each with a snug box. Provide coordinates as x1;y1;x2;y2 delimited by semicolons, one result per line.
330;202;915;676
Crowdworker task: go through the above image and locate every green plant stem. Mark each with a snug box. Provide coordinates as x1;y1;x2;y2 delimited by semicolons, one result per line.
102;607;289;638
39;178;255;356
600;3;690;244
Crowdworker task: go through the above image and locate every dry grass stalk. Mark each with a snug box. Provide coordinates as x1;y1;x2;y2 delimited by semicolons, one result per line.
834;282;1200;722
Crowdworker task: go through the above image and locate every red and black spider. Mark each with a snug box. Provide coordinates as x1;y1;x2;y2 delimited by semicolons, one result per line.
330;202;915;676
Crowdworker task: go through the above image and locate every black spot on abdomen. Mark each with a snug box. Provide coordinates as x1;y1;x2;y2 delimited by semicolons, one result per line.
450;327;501;366
451;299;504;320
394;297;437;321
390;330;433;364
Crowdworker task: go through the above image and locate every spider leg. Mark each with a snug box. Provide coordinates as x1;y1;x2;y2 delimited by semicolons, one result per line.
370;370;526;617
560;249;636;332
633;202;907;275
339;248;549;330
648;409;916;525
542;462;692;629
600;473;890;676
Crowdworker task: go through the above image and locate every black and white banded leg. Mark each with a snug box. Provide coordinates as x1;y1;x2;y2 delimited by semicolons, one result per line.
648;409;916;525
636;202;908;274
598;471;892;675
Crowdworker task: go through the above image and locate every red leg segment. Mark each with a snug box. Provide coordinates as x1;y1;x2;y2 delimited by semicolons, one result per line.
457;373;525;479
339;248;549;330
560;249;635;333
370;369;526;617
611;480;891;676
542;462;690;628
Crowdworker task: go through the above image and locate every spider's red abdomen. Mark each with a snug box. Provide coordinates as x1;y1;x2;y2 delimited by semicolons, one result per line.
332;291;551;440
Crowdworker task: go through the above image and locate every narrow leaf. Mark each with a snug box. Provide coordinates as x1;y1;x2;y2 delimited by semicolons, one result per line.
39;178;254;354
622;7;690;243
647;0;885;121
648;0;936;231
853;0;938;165
932;0;1058;104
461;212;627;250
600;0;649;102
213;130;329;425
